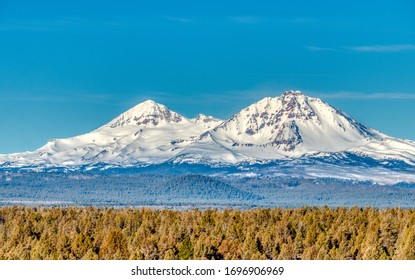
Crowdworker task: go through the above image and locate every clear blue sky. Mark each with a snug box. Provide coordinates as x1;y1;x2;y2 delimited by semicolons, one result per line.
0;0;414;153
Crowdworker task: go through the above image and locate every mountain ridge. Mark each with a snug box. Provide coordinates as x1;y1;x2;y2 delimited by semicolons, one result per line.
1;90;415;173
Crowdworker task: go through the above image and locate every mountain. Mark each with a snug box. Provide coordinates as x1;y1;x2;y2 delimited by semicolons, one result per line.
1;91;415;176
0;100;223;167
177;91;415;165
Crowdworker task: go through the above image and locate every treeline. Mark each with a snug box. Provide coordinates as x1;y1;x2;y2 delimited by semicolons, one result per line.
4;173;415;208
0;206;414;260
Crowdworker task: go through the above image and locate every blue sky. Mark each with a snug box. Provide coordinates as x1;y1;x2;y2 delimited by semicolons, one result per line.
0;0;414;153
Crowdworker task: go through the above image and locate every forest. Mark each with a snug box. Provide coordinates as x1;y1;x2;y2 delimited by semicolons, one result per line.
0;206;414;260
2;172;415;208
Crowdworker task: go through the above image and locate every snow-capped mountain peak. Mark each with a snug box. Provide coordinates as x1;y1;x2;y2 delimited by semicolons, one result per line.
191;114;223;129
108;100;184;128
191;90;385;159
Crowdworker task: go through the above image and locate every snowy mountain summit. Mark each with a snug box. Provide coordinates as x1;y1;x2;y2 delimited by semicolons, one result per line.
201;90;381;155
192;114;223;130
108;100;183;128
1;91;415;170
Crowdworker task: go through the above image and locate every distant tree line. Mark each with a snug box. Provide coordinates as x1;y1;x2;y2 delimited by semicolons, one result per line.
0;206;414;260
3;173;415;208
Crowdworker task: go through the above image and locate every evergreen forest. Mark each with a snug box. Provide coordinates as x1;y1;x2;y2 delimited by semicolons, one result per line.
0;206;414;260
